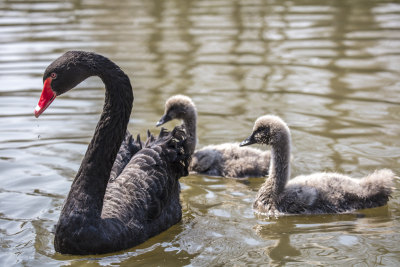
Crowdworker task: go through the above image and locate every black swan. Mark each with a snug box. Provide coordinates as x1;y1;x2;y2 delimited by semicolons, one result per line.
240;115;394;216
34;51;190;255
156;95;271;178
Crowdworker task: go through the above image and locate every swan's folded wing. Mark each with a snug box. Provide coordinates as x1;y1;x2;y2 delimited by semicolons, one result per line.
109;131;143;181
143;126;191;221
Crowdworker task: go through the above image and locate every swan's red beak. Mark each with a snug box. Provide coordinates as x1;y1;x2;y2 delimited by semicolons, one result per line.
35;77;56;118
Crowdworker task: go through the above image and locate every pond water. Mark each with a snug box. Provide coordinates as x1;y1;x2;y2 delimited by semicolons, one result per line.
0;0;400;266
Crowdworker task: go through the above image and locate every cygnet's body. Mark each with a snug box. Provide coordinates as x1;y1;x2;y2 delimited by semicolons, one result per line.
189;143;269;178
157;95;270;178
240;115;394;216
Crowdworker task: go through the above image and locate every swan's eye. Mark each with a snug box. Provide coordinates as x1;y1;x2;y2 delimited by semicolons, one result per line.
50;72;57;79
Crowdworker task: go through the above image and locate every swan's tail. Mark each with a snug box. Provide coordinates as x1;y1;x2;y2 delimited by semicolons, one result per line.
360;169;395;202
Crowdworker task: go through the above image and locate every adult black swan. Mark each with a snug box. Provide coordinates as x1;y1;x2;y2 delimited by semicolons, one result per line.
34;51;190;255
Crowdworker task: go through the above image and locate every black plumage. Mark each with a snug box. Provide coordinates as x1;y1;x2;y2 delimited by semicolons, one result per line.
109;131;142;182
35;51;190;255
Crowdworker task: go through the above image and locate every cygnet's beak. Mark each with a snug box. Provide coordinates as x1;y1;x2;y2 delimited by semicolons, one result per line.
156;114;172;127
240;134;256;147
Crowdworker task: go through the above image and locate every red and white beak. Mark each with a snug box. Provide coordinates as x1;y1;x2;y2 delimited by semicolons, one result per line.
34;77;56;118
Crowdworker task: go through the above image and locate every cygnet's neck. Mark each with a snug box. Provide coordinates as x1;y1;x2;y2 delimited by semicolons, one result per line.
182;108;197;155
263;131;291;198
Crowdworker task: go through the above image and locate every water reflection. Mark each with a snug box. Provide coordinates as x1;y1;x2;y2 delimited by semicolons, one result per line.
0;0;399;265
254;210;391;266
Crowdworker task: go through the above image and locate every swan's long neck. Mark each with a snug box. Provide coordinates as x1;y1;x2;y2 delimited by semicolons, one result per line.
262;132;291;200
183;108;197;155
61;55;133;221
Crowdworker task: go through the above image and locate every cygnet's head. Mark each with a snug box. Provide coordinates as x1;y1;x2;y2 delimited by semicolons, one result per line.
240;115;290;147
156;95;196;126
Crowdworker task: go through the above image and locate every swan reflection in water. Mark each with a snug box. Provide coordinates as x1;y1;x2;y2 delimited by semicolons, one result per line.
253;209;390;266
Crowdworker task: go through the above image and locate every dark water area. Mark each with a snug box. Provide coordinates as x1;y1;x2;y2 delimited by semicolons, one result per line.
0;0;399;266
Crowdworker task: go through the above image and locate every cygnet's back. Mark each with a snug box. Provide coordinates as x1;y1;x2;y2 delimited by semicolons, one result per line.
157;95;271;178
281;169;394;214
190;143;270;178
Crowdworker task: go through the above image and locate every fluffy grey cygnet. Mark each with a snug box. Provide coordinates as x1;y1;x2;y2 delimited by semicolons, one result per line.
240;115;395;216
156;95;271;178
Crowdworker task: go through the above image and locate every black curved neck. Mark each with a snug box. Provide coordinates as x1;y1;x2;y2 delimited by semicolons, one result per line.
61;53;133;221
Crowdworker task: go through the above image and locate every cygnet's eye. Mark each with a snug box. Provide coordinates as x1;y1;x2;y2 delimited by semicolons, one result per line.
50;72;57;79
255;132;263;141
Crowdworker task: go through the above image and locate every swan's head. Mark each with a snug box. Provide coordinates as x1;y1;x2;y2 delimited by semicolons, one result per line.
240;115;290;147
156;95;197;126
35;51;95;118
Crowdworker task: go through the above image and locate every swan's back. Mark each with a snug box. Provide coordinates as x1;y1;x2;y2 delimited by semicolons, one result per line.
109;131;142;181
280;169;394;214
190;143;270;178
102;126;190;242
